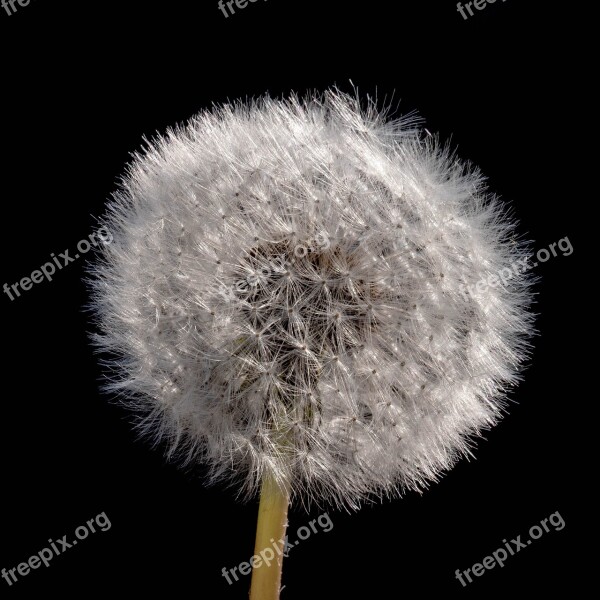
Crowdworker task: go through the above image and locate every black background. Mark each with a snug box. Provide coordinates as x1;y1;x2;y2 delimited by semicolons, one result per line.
1;1;585;597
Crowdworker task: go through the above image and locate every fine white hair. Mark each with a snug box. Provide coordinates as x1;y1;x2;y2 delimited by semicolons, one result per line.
88;90;534;510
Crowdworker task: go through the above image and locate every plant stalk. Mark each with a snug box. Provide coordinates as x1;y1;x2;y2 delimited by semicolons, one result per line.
249;474;290;600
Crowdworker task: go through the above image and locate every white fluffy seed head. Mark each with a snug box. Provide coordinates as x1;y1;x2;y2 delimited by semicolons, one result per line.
88;90;534;510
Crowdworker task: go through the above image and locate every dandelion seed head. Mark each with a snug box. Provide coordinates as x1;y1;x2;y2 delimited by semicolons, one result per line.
89;90;534;509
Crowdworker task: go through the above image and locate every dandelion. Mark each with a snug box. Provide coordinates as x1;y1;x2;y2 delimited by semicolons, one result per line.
88;89;534;599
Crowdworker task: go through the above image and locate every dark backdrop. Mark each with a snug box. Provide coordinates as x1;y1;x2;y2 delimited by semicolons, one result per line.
0;1;585;597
